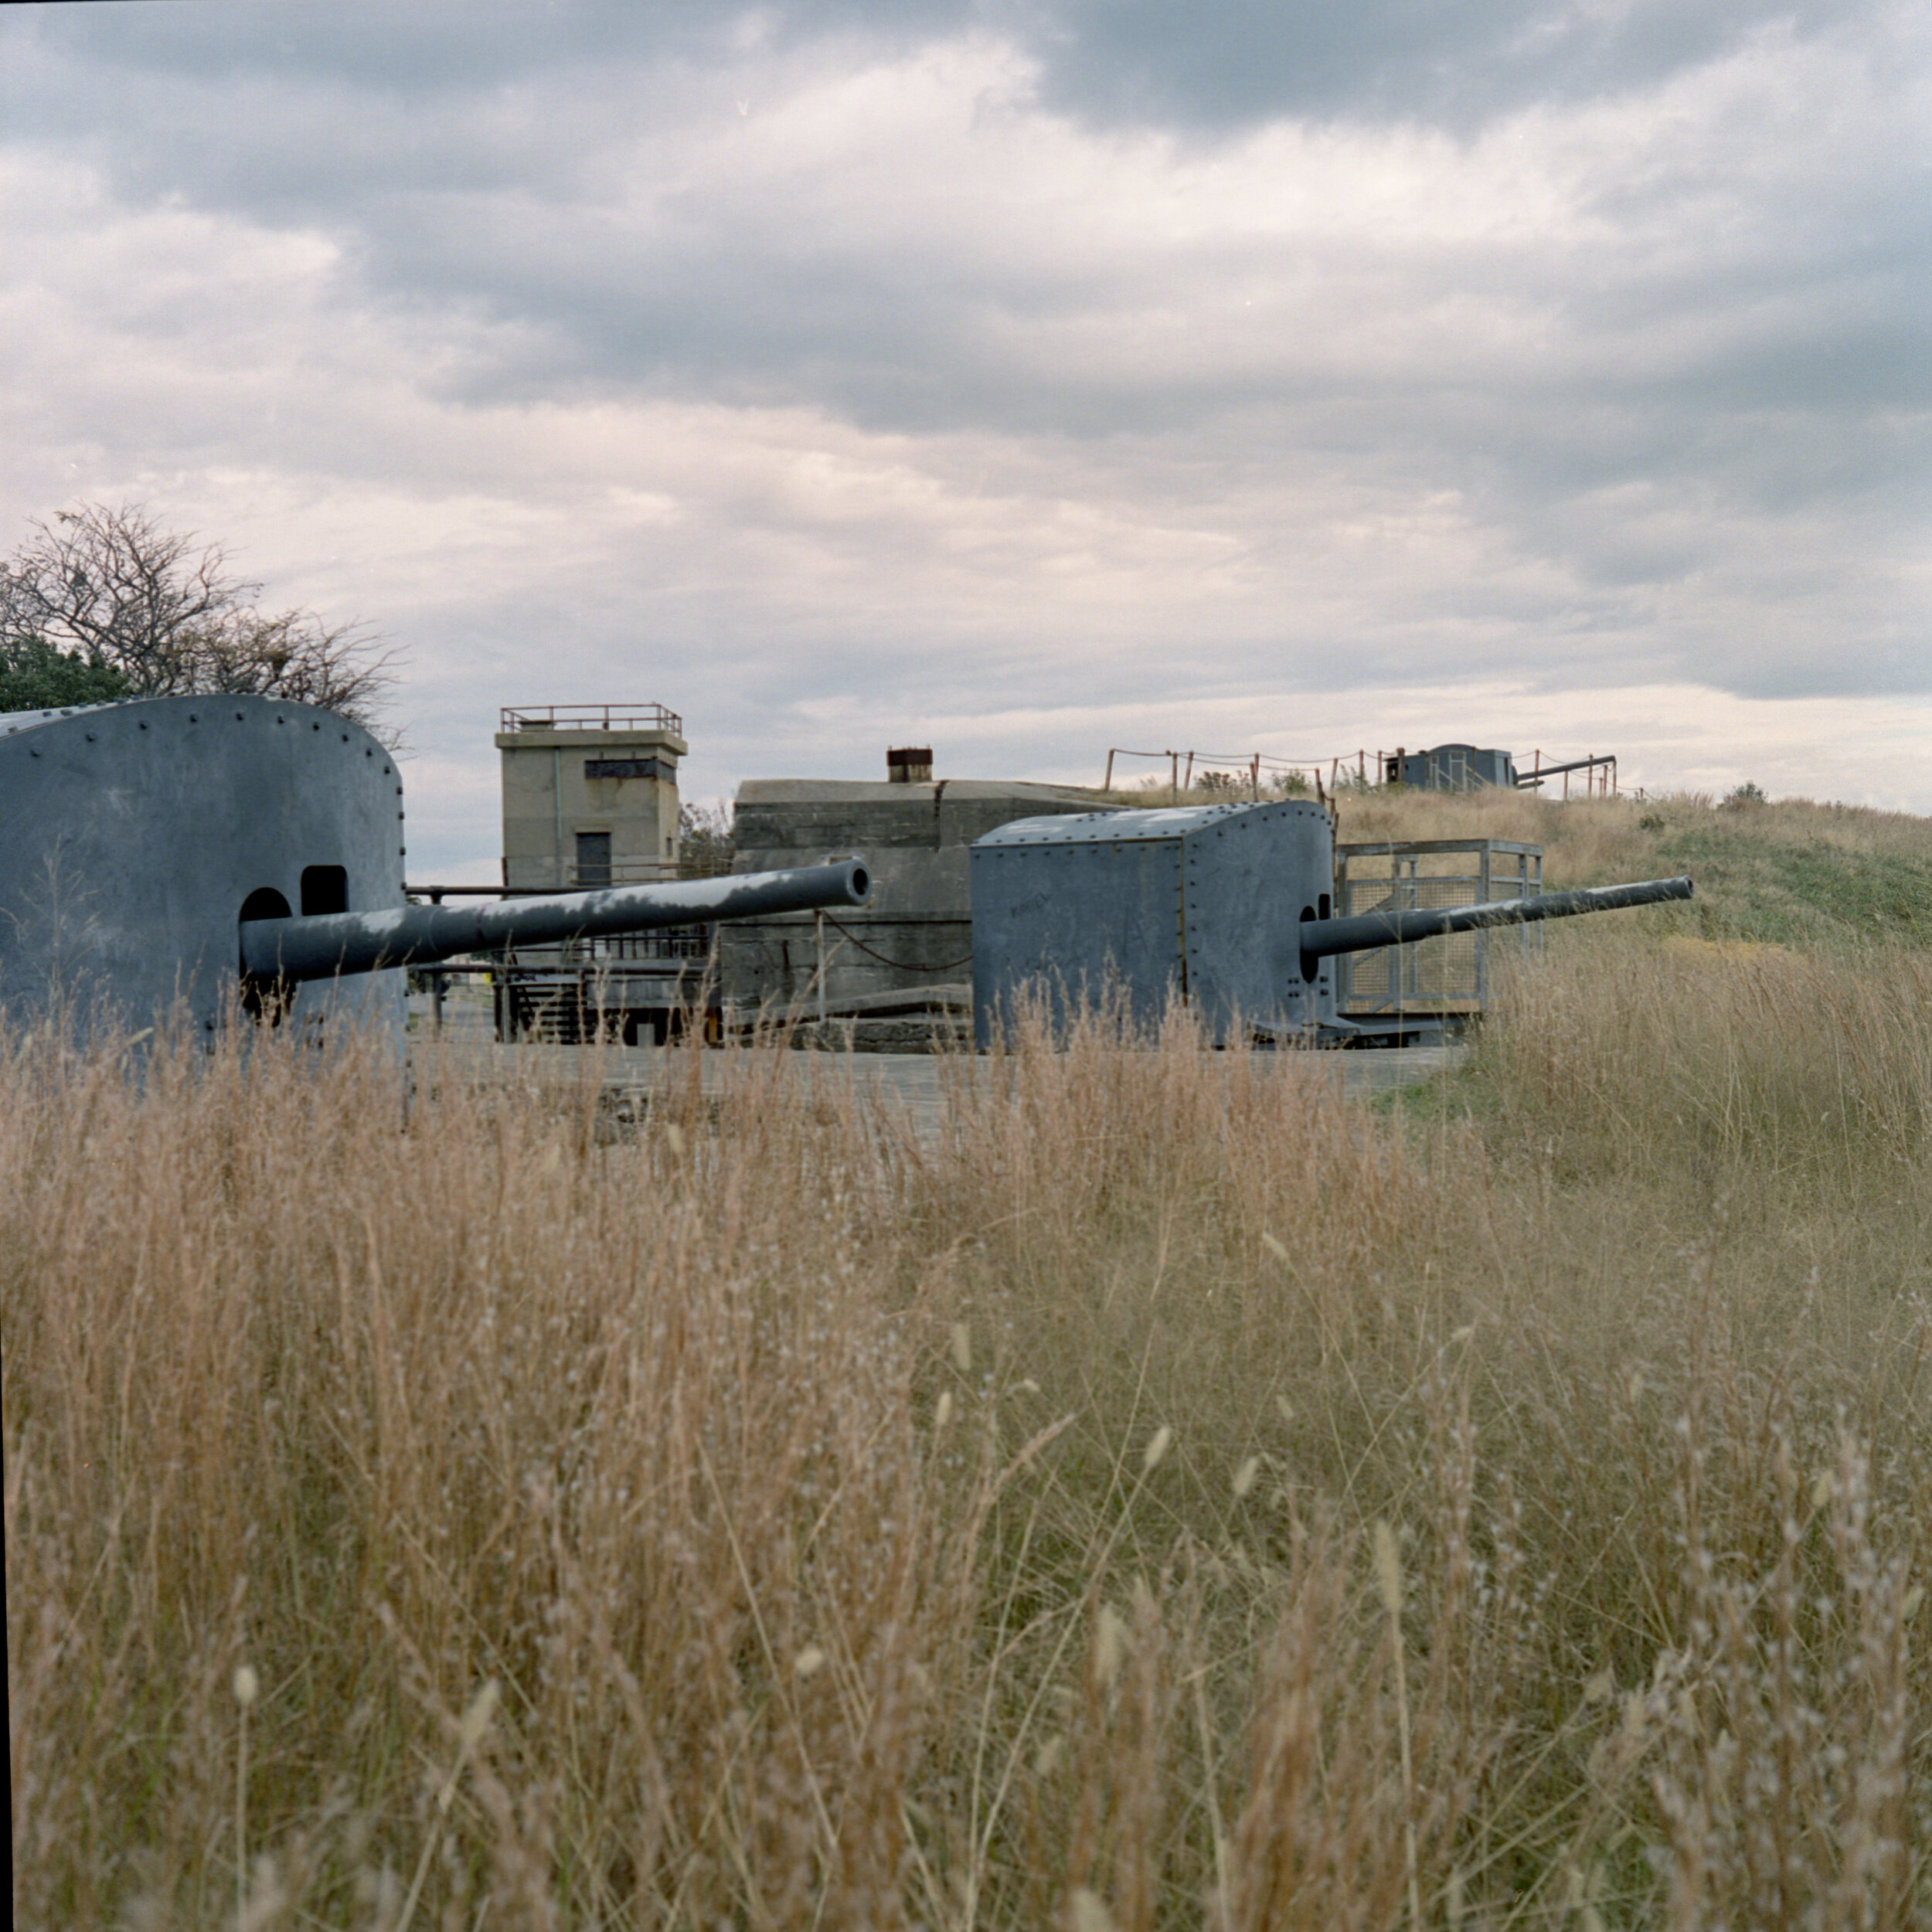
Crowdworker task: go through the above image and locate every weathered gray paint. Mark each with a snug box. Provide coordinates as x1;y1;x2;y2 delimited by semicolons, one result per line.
0;695;406;1039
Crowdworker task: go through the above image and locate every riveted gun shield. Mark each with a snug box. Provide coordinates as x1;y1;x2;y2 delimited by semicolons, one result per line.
970;799;1692;1045
0;696;870;1041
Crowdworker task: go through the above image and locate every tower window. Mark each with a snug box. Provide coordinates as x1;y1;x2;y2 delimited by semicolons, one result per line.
584;757;667;781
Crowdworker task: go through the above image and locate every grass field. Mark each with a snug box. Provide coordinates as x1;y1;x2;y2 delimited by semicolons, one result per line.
6;791;1930;1929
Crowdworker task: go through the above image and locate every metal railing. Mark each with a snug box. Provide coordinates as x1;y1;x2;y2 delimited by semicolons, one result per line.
408;958;717;1045
499;702;684;735
562;928;713;964
406;862;683;903
1334;839;1543;1016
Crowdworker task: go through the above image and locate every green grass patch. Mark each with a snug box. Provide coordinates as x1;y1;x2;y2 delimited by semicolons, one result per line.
1651;821;1932;947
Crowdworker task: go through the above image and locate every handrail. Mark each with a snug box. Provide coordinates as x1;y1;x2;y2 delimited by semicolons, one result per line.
498;703;684;735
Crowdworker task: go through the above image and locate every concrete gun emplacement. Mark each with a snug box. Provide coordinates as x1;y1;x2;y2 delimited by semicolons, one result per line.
969;801;1692;1046
1;697;1685;1050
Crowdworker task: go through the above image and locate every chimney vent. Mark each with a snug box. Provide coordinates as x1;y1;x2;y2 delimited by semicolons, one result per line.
886;746;933;784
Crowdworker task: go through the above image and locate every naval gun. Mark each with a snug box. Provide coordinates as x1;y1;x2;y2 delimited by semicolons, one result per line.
970;799;1690;1046
0;694;868;1041
237;866;870;988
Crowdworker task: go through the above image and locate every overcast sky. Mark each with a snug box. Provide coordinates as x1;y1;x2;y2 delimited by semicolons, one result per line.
3;0;1927;875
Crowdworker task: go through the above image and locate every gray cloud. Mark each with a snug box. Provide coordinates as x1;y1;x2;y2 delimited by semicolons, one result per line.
1021;1;1859;131
46;2;1864;133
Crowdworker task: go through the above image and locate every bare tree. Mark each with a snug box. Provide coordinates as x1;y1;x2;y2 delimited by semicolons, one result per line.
2;502;398;735
676;799;736;879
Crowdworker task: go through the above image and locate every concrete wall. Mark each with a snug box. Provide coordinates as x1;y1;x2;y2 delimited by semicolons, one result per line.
497;721;687;891
720;777;1099;1019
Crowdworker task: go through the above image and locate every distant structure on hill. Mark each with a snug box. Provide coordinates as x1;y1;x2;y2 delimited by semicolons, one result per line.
1380;743;1620;798
1382;744;1519;790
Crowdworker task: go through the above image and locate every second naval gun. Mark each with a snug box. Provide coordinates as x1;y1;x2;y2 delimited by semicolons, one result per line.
970;798;1689;1046
0;693;868;1041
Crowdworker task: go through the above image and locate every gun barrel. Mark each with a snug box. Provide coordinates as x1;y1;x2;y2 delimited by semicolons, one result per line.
1512;756;1604;787
1298;874;1692;963
241;859;872;984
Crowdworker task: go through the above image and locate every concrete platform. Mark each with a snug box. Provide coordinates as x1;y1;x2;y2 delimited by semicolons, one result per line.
408;1031;1468;1139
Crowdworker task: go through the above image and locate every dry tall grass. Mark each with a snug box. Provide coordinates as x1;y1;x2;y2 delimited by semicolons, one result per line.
6;922;1929;1928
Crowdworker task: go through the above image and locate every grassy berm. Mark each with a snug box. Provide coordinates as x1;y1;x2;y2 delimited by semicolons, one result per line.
5;792;1929;1930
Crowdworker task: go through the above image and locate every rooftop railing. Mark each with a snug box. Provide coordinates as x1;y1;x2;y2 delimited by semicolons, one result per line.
499;703;683;736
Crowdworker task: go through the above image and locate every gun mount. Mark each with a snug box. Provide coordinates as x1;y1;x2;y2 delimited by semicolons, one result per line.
0;695;868;1041
971;801;1691;1046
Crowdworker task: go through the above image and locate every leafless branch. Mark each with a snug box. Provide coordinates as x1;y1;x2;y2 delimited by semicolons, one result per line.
4;502;400;740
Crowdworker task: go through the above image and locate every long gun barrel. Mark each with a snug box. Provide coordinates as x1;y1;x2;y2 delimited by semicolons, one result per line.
241;859;871;985
1298;874;1692;968
1512;756;1607;788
